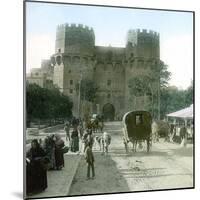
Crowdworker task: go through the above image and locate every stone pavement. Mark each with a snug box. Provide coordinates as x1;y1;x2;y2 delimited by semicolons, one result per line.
26;128;84;199
27;153;82;199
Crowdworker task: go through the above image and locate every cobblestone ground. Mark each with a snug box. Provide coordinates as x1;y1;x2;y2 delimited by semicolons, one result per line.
69;122;193;196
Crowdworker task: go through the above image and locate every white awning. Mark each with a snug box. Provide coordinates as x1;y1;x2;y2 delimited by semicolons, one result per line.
166;104;193;119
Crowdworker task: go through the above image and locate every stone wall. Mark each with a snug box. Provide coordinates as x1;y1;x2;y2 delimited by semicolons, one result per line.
51;24;162;119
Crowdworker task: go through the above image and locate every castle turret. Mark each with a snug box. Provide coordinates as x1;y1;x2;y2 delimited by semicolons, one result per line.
53;23;96;116
126;29;160;59
124;29;160;117
55;23;95;55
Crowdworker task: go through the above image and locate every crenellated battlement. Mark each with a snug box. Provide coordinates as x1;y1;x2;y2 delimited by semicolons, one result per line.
57;23;94;33
56;23;95;55
127;29;159;39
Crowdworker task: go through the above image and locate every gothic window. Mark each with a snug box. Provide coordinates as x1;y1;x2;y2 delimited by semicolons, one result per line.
107;80;111;86
70;89;73;94
70;80;73;85
106;50;113;61
107;93;111;98
56;56;62;65
58;48;61;53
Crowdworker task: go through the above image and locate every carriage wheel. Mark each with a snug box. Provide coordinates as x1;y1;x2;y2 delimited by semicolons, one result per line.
124;140;128;153
125;142;128;153
147;139;150;153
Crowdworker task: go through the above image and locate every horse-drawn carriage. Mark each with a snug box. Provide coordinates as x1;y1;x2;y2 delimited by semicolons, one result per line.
122;110;152;153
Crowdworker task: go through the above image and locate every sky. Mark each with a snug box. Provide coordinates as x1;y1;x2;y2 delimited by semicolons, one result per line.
26;1;193;89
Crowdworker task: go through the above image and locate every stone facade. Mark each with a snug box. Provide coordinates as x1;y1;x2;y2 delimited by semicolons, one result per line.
28;23;162;120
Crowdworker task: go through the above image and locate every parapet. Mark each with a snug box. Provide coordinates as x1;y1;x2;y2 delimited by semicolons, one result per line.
136;29;159;37
127;28;159;46
56;23;95;52
57;23;94;33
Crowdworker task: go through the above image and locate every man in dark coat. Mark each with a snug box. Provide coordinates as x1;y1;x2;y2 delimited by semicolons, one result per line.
180;124;187;140
84;141;95;179
64;121;70;142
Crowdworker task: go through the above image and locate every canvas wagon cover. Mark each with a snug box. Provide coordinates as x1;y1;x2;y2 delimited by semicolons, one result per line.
122;111;152;140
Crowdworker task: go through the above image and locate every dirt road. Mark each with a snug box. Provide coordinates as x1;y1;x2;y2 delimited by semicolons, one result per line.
69;121;193;196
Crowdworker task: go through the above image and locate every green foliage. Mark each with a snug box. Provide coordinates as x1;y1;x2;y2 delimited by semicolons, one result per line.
76;79;99;102
128;75;151;97
26;83;73;125
184;80;193;106
159;63;171;88
127;63;173;120
160;81;194;119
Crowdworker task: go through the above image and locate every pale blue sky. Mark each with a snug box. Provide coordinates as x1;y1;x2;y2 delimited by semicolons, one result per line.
26;1;193;89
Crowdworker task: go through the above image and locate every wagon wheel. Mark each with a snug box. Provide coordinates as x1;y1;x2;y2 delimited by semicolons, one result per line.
123;137;128;153
147;138;150;153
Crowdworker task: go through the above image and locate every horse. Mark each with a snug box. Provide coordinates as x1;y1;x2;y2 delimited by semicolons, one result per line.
95;132;111;154
130;138;145;152
101;132;111;155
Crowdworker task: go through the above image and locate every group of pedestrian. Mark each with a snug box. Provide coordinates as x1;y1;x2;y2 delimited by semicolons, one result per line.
26;134;66;195
43;134;65;170
26;116;103;195
64;117;83;153
169;123;187;145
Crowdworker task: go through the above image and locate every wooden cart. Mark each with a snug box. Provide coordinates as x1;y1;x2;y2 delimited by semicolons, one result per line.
122;110;152;153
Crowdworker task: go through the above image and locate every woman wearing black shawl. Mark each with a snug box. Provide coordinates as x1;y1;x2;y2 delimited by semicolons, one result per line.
26;139;48;195
54;134;65;170
71;127;79;152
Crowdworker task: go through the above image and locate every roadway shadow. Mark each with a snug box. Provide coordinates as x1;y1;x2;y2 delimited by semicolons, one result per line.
69;152;130;196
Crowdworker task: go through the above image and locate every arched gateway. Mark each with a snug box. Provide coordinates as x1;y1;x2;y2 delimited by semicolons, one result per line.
102;103;115;121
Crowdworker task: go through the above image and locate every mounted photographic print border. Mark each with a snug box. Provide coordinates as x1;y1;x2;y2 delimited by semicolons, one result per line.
24;0;195;199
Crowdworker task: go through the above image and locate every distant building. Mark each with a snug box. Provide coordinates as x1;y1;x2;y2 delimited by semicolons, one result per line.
27;23;163;120
27;60;54;89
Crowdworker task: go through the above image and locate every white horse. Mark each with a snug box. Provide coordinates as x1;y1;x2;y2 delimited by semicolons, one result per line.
101;132;111;155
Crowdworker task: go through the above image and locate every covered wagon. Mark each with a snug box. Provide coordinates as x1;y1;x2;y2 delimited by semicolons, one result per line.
122;110;152;153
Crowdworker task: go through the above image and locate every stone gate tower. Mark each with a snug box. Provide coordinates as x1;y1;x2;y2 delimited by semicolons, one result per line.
124;29;160;118
33;23;163;120
52;24;95;116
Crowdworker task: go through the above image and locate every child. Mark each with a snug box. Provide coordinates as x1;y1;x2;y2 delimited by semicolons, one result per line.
84;141;95;179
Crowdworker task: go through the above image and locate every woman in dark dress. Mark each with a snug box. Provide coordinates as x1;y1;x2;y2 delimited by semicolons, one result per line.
71;128;79;152
26;139;48;195
55;134;65;170
43;135;56;170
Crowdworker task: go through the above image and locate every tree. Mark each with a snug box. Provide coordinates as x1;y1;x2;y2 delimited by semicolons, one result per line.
184;80;193;106
128;76;151;97
26;83;73;127
128;62;171;119
159;63;171;88
160;82;193;119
